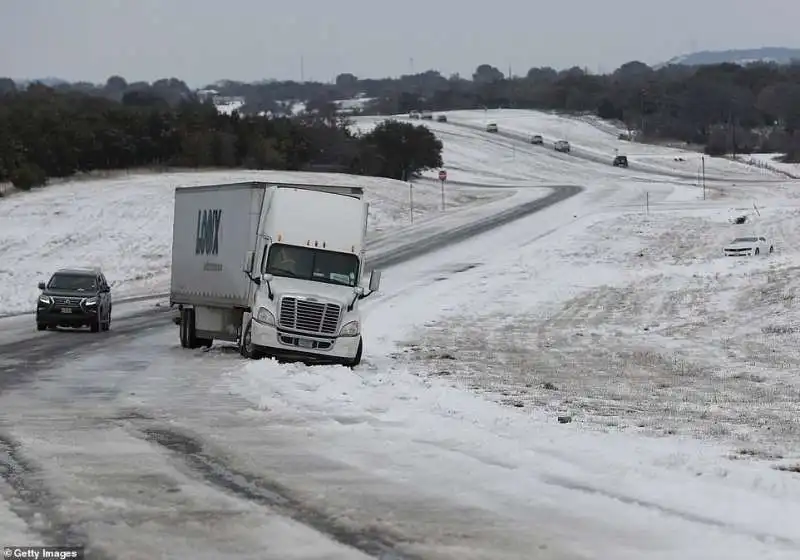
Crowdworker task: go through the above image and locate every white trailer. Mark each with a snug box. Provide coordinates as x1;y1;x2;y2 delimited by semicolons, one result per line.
170;181;381;367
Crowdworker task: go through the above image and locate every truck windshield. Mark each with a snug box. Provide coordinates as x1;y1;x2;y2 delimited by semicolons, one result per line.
264;244;360;287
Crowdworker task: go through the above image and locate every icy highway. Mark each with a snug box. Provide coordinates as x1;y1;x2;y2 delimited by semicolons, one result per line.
0;185;587;560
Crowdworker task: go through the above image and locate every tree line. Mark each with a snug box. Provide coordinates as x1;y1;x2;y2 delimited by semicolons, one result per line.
0;83;442;191
203;61;800;161
4;57;800;190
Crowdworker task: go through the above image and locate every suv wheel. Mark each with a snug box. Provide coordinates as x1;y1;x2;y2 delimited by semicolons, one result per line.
36;323;46;331
90;318;100;333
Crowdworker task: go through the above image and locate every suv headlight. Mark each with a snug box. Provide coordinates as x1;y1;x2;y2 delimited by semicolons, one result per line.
82;297;98;306
38;295;52;306
339;320;360;337
255;307;275;326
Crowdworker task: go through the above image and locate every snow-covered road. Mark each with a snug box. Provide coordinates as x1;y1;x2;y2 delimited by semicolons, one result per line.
2;108;799;559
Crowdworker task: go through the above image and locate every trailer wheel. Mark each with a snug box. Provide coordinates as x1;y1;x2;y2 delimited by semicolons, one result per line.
180;308;203;349
179;310;188;347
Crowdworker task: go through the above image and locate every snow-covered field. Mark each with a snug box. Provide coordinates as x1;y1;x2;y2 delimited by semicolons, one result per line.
0;170;509;316
740;153;800;179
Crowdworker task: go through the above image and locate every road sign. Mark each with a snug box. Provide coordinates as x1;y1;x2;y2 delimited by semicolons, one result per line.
438;170;447;181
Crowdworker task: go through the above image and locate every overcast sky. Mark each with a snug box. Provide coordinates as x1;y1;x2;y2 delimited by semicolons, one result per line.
1;0;799;87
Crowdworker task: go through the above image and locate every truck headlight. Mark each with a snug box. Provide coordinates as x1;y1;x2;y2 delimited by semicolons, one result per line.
38;295;53;306
339;320;360;337
255;307;275;326
82;297;97;306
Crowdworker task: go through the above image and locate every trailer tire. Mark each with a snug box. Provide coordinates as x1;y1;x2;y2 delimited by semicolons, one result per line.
179;310;188;348
180;308;204;349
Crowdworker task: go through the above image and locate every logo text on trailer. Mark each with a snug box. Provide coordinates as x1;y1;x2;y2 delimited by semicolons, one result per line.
196;209;222;255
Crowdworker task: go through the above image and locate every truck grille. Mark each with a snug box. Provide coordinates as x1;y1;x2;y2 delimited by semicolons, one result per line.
278;297;341;335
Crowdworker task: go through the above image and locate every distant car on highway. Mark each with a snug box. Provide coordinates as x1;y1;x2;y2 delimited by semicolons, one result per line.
436;114;447;122
409;111;420;119
723;236;774;257
613;155;628;167
36;267;112;332
554;140;571;153
486;123;498;133
421;110;433;120
530;134;543;144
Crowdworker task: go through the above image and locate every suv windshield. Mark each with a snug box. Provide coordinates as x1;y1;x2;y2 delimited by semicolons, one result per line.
264;244;360;287
48;274;96;291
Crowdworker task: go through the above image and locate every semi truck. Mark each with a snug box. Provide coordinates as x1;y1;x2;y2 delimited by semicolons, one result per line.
169;181;381;367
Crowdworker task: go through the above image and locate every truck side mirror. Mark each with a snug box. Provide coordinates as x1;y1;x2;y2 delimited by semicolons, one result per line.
243;251;255;273
368;270;381;292
38;282;46;290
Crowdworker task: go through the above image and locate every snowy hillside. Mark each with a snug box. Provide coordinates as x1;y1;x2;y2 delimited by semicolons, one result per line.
659;46;800;67
0;170;509;315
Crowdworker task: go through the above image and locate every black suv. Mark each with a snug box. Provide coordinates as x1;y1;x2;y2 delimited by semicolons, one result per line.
613;155;629;167
36;268;112;332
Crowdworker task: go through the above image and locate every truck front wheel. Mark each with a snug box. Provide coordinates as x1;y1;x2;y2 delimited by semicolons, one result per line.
345;338;363;369
240;321;262;359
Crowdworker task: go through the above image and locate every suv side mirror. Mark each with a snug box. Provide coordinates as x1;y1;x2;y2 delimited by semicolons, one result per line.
101;286;110;293
38;282;46;290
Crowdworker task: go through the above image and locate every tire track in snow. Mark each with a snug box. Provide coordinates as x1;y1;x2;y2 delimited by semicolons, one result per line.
0;432;114;559
134;424;421;560
542;475;800;548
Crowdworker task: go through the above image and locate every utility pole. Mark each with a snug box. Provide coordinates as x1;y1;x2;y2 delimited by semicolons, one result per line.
409;57;414;74
300;55;305;82
640;91;645;137
409;182;414;223
702;156;706;200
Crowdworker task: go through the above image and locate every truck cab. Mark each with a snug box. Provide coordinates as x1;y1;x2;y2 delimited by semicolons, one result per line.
244;236;379;367
240;184;378;367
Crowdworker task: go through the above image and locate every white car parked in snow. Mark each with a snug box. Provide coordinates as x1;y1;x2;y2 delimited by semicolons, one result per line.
723;236;774;257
